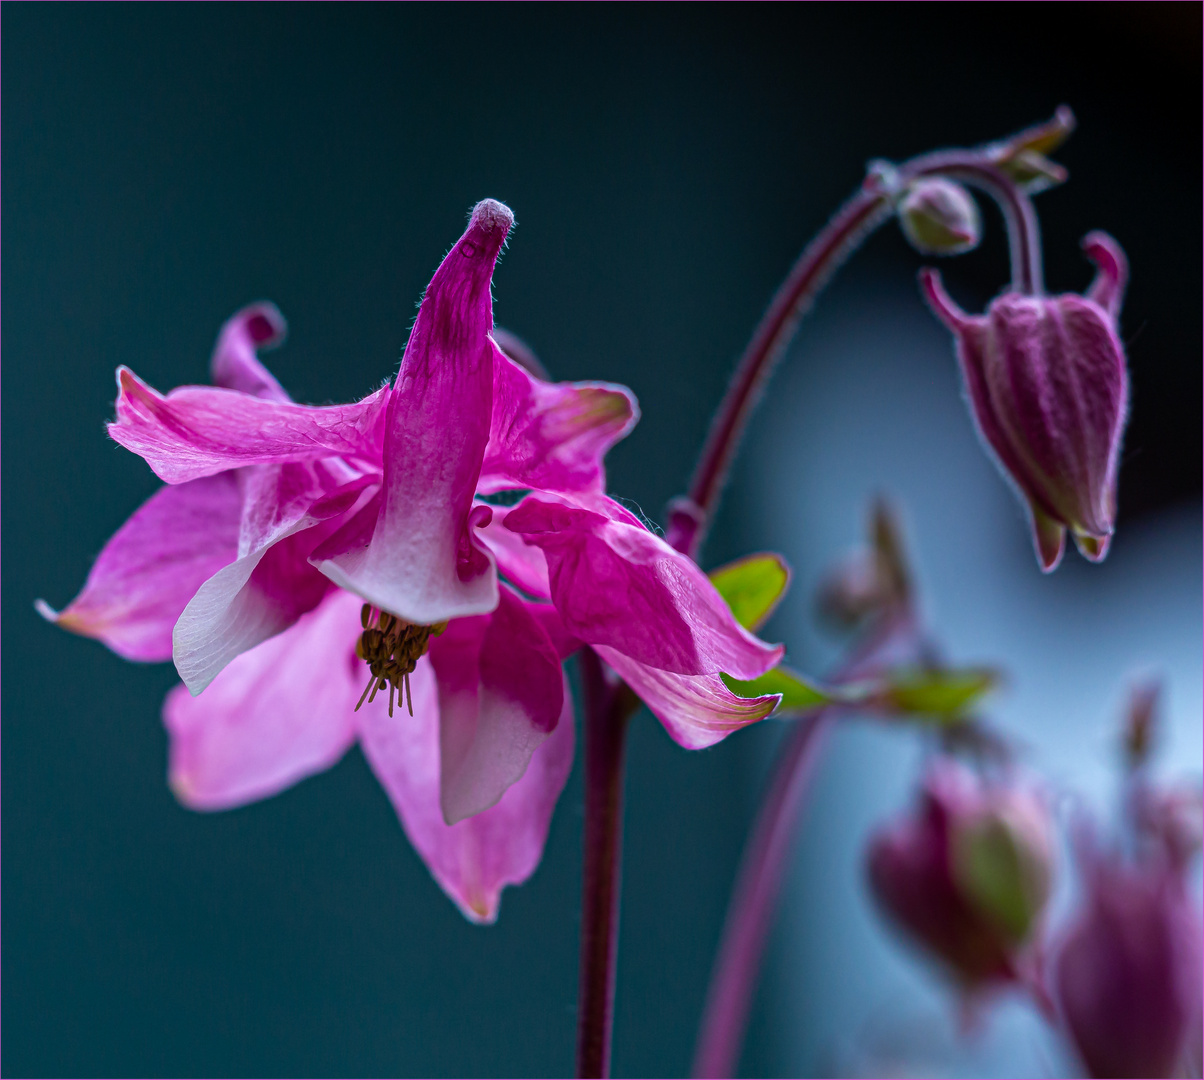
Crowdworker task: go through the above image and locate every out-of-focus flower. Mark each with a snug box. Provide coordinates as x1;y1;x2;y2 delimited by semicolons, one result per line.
920;231;1130;571
1054;850;1201;1078
897;178;981;256
866;759;1054;989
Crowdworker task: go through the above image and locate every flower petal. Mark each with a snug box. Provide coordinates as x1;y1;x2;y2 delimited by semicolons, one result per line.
164;589;361;810
476;501;552;599
108;366;388;484
36;474;241;661
358;657;575;924
504;493;783;679
312;201;516;625
427;587;564;824
173;474;374;694
479;343;638;495
595;646;781;749
210;302;291;402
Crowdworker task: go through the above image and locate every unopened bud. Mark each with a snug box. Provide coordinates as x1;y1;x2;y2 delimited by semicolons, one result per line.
898;179;981;256
920;231;1130;571
866;760;1054;989
1055;855;1201;1078
951;789;1054;944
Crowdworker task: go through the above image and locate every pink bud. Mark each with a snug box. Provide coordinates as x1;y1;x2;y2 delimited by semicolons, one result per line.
866;760;1054;989
1054;856;1201;1078
920;232;1130;571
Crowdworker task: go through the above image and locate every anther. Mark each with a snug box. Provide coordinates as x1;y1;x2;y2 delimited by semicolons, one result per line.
352;606;442;718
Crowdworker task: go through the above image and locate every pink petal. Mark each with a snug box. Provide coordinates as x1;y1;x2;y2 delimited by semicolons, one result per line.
476;501;552;599
173;474;375;694
164;589;362;810
479;343;638;495
596;646;781;750
427;587;564;824
108;366;388;484
357;657;575;924
210;302;292;402
504;493;783;679
36;474;241;661
312;201;516;625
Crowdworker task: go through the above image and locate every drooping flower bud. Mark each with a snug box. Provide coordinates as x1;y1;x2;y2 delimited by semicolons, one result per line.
897;178;982;256
866;760;1055;989
1054;854;1201;1078
817;499;912;629
920;231;1130;571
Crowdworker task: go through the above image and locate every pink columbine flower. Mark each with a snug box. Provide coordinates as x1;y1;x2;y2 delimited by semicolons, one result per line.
920;231;1130;571
866;759;1054;989
1053;843;1201;1078
40;199;784;918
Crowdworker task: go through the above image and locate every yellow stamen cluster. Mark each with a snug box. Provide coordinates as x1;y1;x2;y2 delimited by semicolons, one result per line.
355;604;446;717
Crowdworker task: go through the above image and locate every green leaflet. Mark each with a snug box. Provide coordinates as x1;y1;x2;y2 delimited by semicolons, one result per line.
880;667;999;721
722;666;835;711
708;553;790;631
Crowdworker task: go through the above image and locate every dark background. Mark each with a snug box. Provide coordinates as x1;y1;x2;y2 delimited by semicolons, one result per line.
4;5;1199;1076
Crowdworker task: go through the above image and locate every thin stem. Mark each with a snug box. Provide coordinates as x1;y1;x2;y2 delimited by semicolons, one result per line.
678;186;892;554
576;648;635;1079
691;709;834;1079
908;154;1043;295
692;614;924;1078
672;143;1043;561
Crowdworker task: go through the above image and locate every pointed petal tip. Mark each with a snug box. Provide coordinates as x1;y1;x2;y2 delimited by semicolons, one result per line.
471;198;515;236
1073;530;1113;563
234;301;287;347
34;598;60;623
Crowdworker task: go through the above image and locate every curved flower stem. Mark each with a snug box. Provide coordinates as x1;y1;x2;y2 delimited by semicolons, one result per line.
691;708;835;1079
671;145;1042;561
576;647;638;1078
692;613;927;1078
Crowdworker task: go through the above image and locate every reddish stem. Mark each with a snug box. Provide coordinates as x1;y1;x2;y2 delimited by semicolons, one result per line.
672;151;1041;560
576;648;634;1079
692;709;834;1079
692;614;926;1078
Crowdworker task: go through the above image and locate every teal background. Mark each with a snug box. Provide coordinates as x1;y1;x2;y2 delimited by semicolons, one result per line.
4;5;1199;1075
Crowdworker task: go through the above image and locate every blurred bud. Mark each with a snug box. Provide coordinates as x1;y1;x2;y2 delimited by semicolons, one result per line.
988;105;1076;193
1122;678;1160;769
920;231;1130;572
1132;784;1204;873
818;499;911;629
866;760;1054;989
950;786;1054;944
898;178;981;256
1054;854;1201;1078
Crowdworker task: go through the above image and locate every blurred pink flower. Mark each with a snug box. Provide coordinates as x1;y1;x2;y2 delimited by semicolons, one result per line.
1054;844;1201;1078
921;232;1130;571
866;759;1054;989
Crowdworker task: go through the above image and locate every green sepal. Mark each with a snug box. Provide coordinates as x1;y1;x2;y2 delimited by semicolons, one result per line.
708;553;790;631
722;666;838;712
878;666;999;721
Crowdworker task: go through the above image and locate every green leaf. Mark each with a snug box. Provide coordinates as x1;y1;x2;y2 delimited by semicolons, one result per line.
880;667;999;721
709;553;790;631
722;666;834;712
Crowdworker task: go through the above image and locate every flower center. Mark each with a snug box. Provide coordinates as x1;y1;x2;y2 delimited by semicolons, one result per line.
354;604;446;718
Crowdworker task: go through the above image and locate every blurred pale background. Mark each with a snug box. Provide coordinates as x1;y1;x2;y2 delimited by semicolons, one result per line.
4;6;1199;1076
